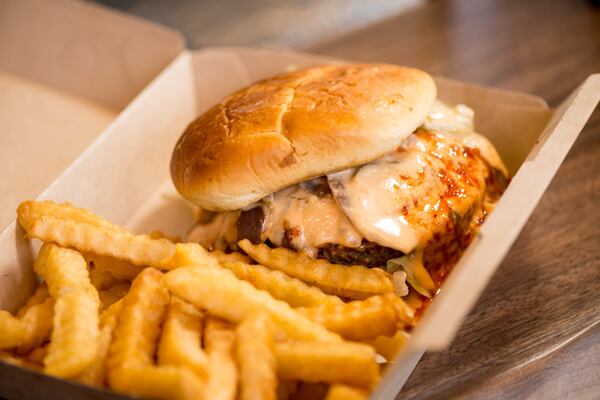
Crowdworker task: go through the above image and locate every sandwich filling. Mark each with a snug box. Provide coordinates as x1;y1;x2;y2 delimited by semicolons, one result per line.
188;101;508;290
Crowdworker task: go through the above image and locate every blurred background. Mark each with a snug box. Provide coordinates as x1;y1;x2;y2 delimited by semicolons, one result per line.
93;0;422;48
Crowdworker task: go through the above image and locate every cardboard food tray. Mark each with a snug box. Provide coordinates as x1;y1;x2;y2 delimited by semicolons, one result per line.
1;9;599;400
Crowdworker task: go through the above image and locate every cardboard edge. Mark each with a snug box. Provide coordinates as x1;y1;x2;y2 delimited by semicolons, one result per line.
528;74;600;159
406;73;600;350
434;75;549;109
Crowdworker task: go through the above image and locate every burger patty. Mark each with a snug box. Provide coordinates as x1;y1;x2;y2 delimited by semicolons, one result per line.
237;204;403;268
316;242;404;268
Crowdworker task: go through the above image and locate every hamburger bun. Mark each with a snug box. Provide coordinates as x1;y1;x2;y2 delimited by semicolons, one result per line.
171;63;436;211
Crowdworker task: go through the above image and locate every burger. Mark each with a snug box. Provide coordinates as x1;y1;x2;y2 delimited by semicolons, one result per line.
170;64;508;299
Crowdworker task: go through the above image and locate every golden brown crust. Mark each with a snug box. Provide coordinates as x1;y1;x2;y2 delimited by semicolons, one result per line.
171;63;436;211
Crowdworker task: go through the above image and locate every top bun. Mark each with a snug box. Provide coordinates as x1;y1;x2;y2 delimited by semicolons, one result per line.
171;63;437;211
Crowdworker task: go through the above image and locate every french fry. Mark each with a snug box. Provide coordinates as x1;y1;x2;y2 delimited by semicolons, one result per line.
26;215;176;268
221;261;343;307
0;351;42;371
325;384;367;400
99;282;130;310
204;317;238;400
79;300;122;387
0;297;53;352
296;293;414;340
111;365;205;400
0;312;26;349
158;297;209;379
17;200;128;234
33;244;100;378
239;240;394;299
16;284;49;318
235;313;276;400
164;266;340;342
17;201;221;270
107;268;168;371
46;291;99;378
33;244;95;298
107;268;203;400
158;242;220;270
16;297;54;354
274;341;379;388
211;250;253;264
370;330;409;362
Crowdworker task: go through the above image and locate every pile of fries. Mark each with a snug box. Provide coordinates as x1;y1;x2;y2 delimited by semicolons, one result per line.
0;201;415;400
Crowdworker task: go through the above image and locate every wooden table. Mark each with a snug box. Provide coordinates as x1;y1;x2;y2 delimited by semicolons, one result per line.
311;0;600;398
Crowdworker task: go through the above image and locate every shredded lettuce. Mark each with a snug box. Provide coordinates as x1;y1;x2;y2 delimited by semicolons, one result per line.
386;252;436;298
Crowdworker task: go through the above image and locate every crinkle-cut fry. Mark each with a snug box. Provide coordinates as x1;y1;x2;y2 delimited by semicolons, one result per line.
370;330;409;362
236;313;276;400
0;312;26;349
107;268;168;370
90;268;120;291
325;384;368;400
211;250;253;264
274;340;379;388
296;293;414;341
16;297;54;354
46;291;99;378
18;200;216;271
0;351;42;371
33;244;100;378
107;269;203;400
111;364;204;400
204;317;238;400
87;254;144;282
33;244;94;298
158;297;209;379
17;200;128;234
239;240;394;299
79;300;122;387
99;282;130;311
16;284;49;318
221;261;343;308
158;242;220;270
0;297;54;352
204;316;235;352
100;298;124;321
165;267;340;342
28;216;176;268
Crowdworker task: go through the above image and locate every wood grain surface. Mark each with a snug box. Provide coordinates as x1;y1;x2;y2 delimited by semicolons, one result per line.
311;0;600;399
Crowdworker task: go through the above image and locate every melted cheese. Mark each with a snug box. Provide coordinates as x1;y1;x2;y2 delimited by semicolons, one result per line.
263;184;363;256
423;101;508;175
328;101;498;254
